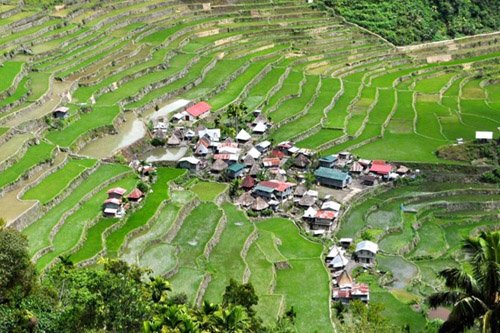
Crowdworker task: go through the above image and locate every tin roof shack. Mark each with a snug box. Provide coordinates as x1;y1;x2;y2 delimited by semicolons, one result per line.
360;175;378;186
355;240;379;265
319;155;337;168
53;106;69;119
226;163;245;179
178;156;201;172
255;140;271;153
253;180;296;201
332;271;370;304
311;210;337;230
314;167;352;188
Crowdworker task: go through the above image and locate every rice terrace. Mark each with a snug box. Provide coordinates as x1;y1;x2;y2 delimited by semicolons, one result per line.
0;0;498;332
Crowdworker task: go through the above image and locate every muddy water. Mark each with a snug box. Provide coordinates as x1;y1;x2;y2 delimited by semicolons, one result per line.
79;112;146;158
143;146;188;163
2;151;66;225
378;255;418;289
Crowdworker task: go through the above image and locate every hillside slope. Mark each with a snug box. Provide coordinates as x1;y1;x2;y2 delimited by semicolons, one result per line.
319;0;499;45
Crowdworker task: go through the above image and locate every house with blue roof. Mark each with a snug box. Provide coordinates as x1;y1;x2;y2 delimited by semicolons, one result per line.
314;167;352;188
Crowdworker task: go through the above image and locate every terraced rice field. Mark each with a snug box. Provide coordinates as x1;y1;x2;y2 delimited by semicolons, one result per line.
337;182;500;331
0;0;498;331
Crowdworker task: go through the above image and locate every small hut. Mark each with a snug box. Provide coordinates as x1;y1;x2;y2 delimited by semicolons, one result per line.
298;195;316;207
251;197;269;211
294;184;307;198
167;134;181;146
293;154;310;168
211;159;228;173
236;192;255;207
248;163;261;177
241;175;255;191
350;162;364;174
243;154;256;167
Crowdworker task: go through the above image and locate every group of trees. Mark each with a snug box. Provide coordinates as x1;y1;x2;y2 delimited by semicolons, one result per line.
319;0;499;45
1;219;498;332
0;221;296;332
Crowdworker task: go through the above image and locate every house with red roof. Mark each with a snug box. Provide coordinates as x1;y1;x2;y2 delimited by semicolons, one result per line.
241;175;255;191
103;198;122;217
183;101;211;121
127;188;144;202
107;187;127;199
369;160;393;175
312;210;337;230
262;157;281;168
253;180;296;201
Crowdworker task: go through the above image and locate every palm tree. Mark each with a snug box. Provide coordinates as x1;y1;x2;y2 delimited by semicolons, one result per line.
210;305;250;332
428;231;499;333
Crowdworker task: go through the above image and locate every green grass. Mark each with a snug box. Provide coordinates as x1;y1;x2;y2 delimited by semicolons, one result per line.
203;203;254;303
190;181;228;202
23;164;131;257
35;176;139;270
105;168;186;256
264;70;303;112
46;105;121;147
413;72;456;94
271;77;340;143
243;67;287;110
69;217;119;263
410;221;447;258
325;78;362;128
22;158;97;204
256;218;331;332
208;55;282;111
171;202;222;267
270;75;320;123
295;128;344;149
0;61;24;93
0;142;55;189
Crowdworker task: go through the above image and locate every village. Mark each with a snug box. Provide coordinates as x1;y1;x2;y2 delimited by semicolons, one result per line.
91;98;422;305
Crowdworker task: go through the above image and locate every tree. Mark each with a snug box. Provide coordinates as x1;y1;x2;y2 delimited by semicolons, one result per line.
0;227;36;304
222;279;259;314
226;103;248;133
428;231;500;333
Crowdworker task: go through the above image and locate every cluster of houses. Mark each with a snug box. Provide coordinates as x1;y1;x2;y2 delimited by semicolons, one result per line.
103;187;144;217
326;239;379;304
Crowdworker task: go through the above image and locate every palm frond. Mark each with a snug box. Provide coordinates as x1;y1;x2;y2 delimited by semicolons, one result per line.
428;291;462;308
440;296;486;333
439;267;477;295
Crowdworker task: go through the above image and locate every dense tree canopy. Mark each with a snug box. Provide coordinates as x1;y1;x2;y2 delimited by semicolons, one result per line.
0;226;296;332
319;0;499;45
